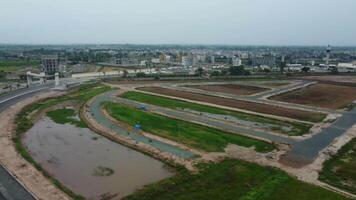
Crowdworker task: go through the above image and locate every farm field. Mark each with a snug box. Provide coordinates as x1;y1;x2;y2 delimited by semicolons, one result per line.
185;84;268;95
120;91;311;136
0;60;40;72
270;83;356;109
123;159;350;200
104;102;276;153
319;138;356;195
138;87;326;123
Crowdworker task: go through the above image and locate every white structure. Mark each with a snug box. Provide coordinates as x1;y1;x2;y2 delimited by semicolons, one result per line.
326;45;331;68
55;72;60;87
337;63;356;72
232;57;242;66
182;56;192;66
26;71;46;86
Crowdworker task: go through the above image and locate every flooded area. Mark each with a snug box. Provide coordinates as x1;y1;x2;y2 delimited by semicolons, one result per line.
23;117;174;199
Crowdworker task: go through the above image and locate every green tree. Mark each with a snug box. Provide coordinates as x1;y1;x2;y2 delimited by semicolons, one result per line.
301;66;310;73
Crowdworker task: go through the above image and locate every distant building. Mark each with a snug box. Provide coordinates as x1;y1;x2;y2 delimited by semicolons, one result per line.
232;57;242;66
251;56;276;67
182;56;192;66
41;55;59;74
151;58;160;64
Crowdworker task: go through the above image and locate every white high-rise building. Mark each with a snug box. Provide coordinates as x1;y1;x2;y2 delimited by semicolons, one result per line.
232;57;242;66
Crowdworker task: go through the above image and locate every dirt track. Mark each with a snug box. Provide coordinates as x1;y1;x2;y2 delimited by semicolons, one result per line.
186;84;268;95
270;83;356;109
138;87;325;122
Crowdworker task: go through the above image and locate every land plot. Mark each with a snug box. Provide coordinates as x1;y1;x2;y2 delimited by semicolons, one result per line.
270;83;356;109
138;87;326;123
185;84;268;95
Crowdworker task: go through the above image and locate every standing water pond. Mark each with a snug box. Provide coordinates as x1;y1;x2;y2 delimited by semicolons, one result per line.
23;112;174;199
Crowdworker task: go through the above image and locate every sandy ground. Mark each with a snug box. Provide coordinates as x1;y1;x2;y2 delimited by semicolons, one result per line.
0;91;71;200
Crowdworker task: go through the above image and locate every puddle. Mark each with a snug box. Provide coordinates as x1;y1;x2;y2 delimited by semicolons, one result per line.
23;117;173;199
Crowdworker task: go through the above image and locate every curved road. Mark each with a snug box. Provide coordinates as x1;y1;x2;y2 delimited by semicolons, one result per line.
0;84;52;200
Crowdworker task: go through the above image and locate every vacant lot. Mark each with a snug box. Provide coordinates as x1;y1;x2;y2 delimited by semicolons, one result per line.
270;83;356;109
186;84;268;95
319;138;356;195
124;159;349;200
121;91;312;136
138;87;325;123
105;102;276;153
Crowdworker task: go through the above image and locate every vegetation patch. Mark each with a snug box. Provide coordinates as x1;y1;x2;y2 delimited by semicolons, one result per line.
14;83;112;200
120;91;312;136
123;159;349;200
105;102;276;153
47;108;87;128
92;166;115;177
319;138;356;194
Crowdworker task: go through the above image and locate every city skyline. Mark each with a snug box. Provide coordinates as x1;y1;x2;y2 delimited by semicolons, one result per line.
1;0;356;46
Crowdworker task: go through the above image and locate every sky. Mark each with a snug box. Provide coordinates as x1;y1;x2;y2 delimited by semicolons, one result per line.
0;0;355;46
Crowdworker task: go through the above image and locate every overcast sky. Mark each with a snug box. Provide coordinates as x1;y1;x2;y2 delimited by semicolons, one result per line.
0;0;355;45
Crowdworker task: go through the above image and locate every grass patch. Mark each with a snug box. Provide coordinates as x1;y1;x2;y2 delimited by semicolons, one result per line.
105;102;276;153
0;60;40;72
92;166;115;177
319;138;356;194
120;91;312;136
13;83;112;200
123;159;349;200
47;108;87;128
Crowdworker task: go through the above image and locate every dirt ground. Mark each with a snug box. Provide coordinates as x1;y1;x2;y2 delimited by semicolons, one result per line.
303;76;356;85
270;83;356;109
138;86;324;122
185;84;268;96
0;91;70;200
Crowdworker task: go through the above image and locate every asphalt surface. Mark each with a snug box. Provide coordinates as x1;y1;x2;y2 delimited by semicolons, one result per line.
0;83;53;200
284;107;356;163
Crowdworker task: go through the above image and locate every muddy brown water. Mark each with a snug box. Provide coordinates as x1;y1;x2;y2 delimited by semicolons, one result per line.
23;117;174;200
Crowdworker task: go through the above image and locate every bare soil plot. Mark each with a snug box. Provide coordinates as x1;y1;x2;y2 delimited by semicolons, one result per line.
303;76;356;86
185;84;268;96
270;83;356;109
138;87;325;122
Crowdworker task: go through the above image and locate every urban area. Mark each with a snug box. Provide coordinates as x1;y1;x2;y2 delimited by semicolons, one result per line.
0;43;356;200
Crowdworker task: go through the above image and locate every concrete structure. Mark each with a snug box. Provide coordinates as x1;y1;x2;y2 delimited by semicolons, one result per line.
326;45;331;69
41;55;59;74
26;71;46;86
232;57;242;66
182;56;192;66
252;55;276;67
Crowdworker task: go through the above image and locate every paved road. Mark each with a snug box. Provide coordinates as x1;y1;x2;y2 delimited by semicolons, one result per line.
0;84;53;200
89;92;196;159
283;107;356;164
99;89;356;166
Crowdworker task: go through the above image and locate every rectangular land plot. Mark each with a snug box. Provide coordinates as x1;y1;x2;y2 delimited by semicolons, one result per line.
186;84;268;95
138;87;325;123
270;83;356;109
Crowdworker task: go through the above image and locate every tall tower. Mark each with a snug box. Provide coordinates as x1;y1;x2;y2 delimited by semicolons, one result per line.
326;45;331;68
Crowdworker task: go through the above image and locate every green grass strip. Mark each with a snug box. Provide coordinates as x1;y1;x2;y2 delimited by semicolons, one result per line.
121;91;312;136
47;108;87;128
105;102;276;153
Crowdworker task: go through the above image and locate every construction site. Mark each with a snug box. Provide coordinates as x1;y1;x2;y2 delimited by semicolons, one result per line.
1;75;356;200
